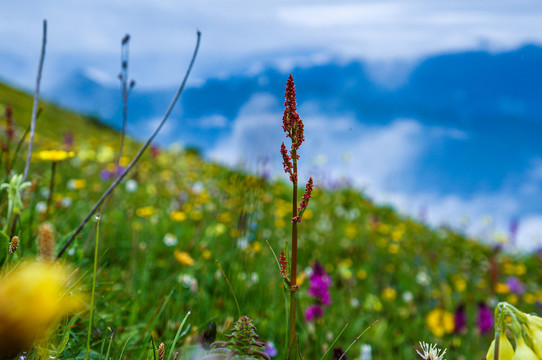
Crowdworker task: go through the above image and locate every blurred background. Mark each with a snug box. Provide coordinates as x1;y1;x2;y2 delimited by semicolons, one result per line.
2;0;542;251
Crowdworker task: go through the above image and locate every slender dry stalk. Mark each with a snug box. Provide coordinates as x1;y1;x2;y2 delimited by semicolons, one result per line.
23;19;47;183
116;34;135;167
56;30;201;259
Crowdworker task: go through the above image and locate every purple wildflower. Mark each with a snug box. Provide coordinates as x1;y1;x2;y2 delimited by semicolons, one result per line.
305;304;324;322
307;262;332;306
100;169;114;181
477;302;494;334
265;341;278;358
506;276;525;294
453;304;467;334
305;261;332;322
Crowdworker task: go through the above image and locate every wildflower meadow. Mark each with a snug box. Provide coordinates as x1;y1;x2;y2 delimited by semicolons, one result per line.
1;21;542;360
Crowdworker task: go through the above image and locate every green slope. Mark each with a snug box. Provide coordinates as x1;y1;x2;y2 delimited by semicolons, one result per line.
0;80;540;359
0;81;120;145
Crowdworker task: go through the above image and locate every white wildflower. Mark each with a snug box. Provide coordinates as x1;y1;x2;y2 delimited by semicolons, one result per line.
416;342;446;360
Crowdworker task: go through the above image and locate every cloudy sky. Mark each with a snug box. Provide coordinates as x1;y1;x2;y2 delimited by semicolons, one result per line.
2;0;542;89
3;1;542;250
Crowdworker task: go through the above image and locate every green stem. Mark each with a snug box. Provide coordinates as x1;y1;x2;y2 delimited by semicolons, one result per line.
287;148;298;357
85;213;101;360
166;311;191;360
216;260;241;317
45;161;57;219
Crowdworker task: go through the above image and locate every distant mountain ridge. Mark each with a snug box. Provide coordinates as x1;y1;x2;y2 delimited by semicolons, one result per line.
47;44;542;133
42;44;542;200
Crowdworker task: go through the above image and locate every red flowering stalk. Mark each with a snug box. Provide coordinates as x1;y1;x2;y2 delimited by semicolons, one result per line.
280;75;312;357
279;249;290;283
292;177;313;223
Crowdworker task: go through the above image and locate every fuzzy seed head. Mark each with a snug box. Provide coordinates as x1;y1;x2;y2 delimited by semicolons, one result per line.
9;236;19;254
38;222;55;261
158;342;165;360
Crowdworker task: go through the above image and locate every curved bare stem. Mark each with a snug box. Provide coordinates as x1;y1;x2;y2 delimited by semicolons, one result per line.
56;30;201;259
23;19;47;183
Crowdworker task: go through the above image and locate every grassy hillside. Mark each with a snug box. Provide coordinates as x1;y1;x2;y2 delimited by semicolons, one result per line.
0;81;121;145
0;81;540;359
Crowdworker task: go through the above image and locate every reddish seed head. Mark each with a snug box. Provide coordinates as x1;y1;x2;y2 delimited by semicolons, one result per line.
281;142;292;176
281;75;303;147
279;249;289;281
293;177;314;223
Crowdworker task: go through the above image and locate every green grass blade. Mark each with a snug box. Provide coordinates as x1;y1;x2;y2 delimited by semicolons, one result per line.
85;214;101;360
117;336;132;359
338;320;379;360
166;311;191;360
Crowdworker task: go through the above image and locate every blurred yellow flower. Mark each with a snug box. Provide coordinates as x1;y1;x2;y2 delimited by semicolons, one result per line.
250;241;262;254
381;287;397;301
36;150;75;162
506;294;519;305
170;211;187;222
68;179;87;190
190;210;203;221
515;263;526;276
174;250;195;266
388;243;400;254
0;262;82;356
136;206;154;218
217;212;232;223
160;170;173;181
524;293;536;304
202;249;212;260
344;223;357;239
297;271;306;286
495;283;510;294
356;269;367;280
119;156;131;167
391;229;403;241
426;308;455;337
453;276;467;293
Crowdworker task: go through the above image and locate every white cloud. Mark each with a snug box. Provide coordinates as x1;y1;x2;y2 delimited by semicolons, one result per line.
190;114;228;129
515;216;542;252
209;93;542;252
2;0;542;89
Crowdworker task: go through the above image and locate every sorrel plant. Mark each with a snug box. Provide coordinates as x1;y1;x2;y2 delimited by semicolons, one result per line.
280;75;313;357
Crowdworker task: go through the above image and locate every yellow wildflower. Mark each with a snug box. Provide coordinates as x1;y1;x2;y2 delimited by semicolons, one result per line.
297;271;306;286
36;150;75;162
0;262;82;356
174;250;195;266
426;308;455;337
514;263;526;276
526;313;542;355
202;249;212;260
119;156;131;167
217;212;232;223
453;276;467;293
524;293;536;304
485;333;514;360
136;206;154;218
170;211;187;222
381;287;397;301
495;283;510;294
512;336;538;360
344;223;357;239
506;294;519;305
356;269;367;280
388;243;400;254
250;241;262;254
68;179;87;190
